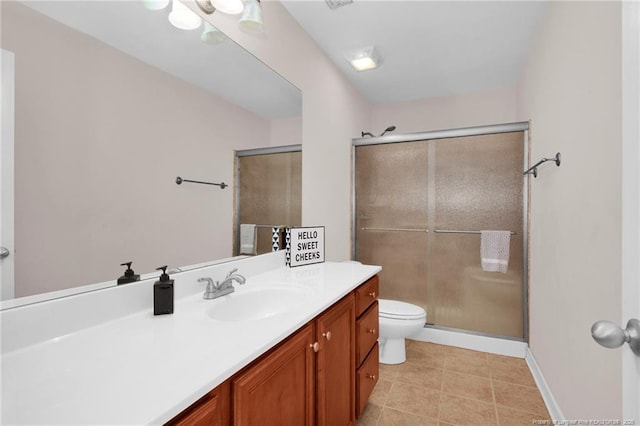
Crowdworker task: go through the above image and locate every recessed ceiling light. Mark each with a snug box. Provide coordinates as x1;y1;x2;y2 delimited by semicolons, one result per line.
345;46;382;72
325;0;353;10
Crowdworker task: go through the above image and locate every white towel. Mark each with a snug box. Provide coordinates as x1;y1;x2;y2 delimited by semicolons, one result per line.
240;224;257;255
480;230;511;273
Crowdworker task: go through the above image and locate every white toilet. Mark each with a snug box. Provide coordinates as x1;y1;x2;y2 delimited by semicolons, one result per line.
378;299;427;364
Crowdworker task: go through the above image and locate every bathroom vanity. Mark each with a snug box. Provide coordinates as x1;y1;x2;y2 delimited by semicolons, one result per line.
0;252;380;425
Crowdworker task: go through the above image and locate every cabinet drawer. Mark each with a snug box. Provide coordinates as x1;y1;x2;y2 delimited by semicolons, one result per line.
356;342;379;419
356;301;378;367
355;276;378;317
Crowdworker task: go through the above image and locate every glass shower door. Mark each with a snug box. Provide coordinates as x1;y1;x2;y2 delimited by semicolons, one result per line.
355;131;525;339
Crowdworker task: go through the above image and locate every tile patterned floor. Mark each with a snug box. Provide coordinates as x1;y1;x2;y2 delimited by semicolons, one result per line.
357;339;552;426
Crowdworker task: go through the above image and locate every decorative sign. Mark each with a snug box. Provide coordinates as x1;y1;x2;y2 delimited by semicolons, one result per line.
288;226;325;267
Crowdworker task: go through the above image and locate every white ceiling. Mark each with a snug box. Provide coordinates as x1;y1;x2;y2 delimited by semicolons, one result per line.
282;0;549;104
19;1;548;117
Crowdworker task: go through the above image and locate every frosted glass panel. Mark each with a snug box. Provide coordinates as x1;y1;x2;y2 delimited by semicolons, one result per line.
355;132;524;338
237;152;301;255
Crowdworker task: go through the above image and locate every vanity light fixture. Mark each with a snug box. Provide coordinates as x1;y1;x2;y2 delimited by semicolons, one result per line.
143;0;170;11
201;22;229;44
345;46;382;72
168;0;202;30
195;0;244;15
239;0;264;33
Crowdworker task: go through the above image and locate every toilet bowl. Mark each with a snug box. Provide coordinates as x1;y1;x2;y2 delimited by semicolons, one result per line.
378;299;427;364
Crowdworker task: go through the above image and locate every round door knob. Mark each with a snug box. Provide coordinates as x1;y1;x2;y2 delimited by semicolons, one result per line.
0;247;9;259
322;331;332;341
367;328;376;334
310;342;319;353
591;319;640;356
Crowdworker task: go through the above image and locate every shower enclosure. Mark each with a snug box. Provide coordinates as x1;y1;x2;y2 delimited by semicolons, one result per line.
353;123;528;340
234;146;302;256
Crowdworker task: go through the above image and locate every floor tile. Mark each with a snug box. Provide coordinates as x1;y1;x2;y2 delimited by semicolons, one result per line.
378;407;437;426
379;363;401;382
442;370;493;403
444;345;488;360
369;379;393;406
357;403;383;426
396;361;443;391
487;353;526;368
404;342;445;369
489;360;536;388
496;405;552;426
385;382;440;418
444;351;490;378
493;380;547;414
439;393;498;426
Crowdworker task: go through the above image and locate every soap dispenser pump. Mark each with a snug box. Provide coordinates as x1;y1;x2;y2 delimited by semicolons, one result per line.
117;261;140;285
154;265;174;315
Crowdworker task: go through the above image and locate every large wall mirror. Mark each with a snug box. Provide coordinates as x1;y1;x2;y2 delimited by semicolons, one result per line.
0;1;302;307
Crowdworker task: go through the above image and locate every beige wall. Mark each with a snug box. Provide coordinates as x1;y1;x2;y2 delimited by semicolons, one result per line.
270;115;302;147
517;1;622;418
200;1;372;262
371;87;519;134
2;2;273;296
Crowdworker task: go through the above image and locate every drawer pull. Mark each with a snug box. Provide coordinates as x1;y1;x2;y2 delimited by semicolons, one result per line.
368;291;376;298
310;342;319;352
367;328;376;334
322;331;332;341
366;374;376;380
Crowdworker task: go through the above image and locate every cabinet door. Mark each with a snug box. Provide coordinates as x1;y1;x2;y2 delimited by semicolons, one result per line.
316;294;356;426
167;380;230;426
233;324;315;426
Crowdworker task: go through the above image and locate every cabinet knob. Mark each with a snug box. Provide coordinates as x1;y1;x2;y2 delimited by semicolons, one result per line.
366;374;376;380
368;291;376;298
367;328;376;334
310;342;319;352
322;331;332;341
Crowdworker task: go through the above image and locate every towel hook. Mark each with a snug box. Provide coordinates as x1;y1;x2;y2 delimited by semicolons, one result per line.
524;152;561;178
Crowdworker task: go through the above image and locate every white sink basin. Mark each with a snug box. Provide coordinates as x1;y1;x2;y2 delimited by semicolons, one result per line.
207;286;310;322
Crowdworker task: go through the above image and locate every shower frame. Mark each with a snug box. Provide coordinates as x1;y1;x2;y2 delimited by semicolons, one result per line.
351;121;530;342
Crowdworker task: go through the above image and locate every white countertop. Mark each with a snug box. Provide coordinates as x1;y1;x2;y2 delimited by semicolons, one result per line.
1;260;380;425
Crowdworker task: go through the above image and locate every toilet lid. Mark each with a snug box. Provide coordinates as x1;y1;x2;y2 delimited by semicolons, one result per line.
379;299;426;320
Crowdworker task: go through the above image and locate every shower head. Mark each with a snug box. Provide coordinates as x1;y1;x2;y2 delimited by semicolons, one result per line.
380;125;396;136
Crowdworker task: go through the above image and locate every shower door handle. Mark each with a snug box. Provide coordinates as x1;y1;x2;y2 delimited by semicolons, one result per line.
591;319;640;356
0;247;9;259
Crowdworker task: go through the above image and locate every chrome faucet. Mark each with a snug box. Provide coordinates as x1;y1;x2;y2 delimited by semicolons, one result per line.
198;268;246;300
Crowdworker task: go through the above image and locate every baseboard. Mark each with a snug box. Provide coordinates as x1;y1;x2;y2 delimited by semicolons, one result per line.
412;327;528;358
525;347;565;421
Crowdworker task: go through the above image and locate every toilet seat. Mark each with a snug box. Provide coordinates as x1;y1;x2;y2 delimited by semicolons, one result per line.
379;299;426;321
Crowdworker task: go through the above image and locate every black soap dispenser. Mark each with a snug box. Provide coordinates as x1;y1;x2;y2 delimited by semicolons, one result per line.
154;265;174;315
117;261;140;285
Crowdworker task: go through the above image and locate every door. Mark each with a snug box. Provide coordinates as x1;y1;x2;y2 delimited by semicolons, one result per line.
233;324;315;426
1;49;15;300
621;0;640;420
316;294;355;426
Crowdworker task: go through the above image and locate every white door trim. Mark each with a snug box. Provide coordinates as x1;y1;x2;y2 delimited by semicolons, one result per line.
1;49;15;300
621;1;640;421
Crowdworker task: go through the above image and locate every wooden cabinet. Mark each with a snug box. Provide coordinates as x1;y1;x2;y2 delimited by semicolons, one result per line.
167;275;379;426
167;380;231;426
354;276;379;418
233;324;315;426
316;294;355;426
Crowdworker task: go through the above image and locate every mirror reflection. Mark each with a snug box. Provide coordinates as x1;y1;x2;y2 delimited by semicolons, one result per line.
0;1;302;305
